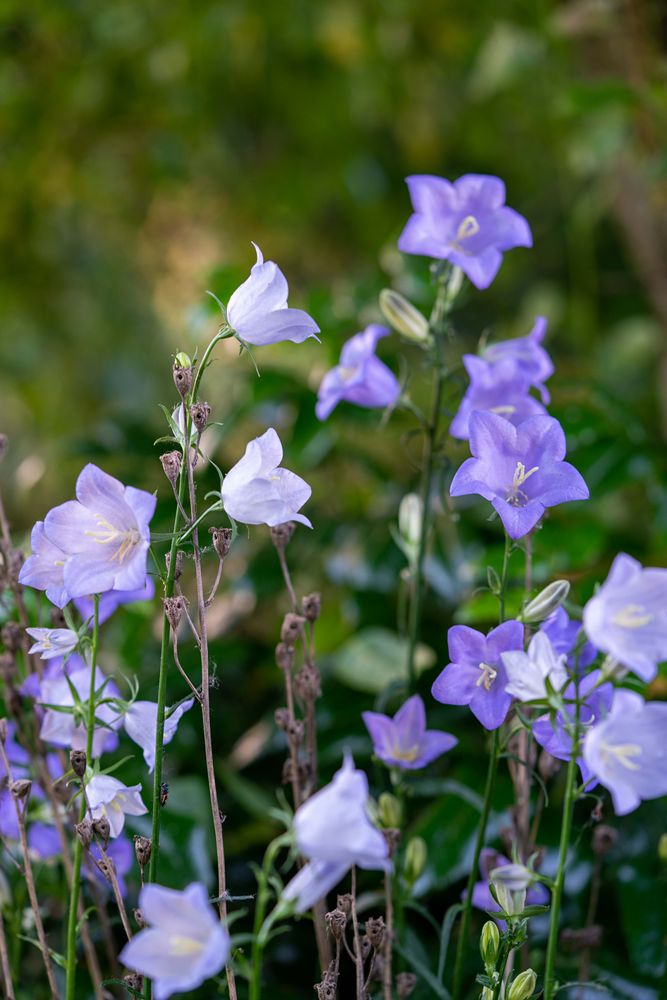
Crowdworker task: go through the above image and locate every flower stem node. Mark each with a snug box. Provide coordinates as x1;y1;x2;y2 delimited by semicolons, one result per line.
160;451;182;487
480;920;500;969
70;749;87;779
507;969;537;1000
521;580;571;623
379;289;431;344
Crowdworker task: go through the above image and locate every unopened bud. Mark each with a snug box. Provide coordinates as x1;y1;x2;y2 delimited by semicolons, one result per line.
404;836;427;885
481;989;494;1000
209;527;232;561
301;592;321;622
1;622;21;653
399;493;423;551
93;816;111;849
365;916;385;949
480;920;500;968
281;613;305;644
190;401;211;433
600;655;628;681
172;360;193;398
10;779;31;801
325;908;347;939
163;595;188;632
396;972;417;998
134;835;152;868
521;580;571;623
75;819;93;849
507;969;537;1000
379;289;430;344
270;522;295;550
378;792;402;829
70;749;87;778
659;833;667;864
160;450;182;486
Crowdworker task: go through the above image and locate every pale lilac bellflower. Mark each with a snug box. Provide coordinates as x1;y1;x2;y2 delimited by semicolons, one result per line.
432;621;523;730
583;690;667;815
470;849;548;927
315;324;401;420
18;522;69;608
39;663;122;758
398;174;532;289
26;627;79;661
283;754;390;912
86;774;148;838
75;575;155;625
226;243;320;347
540;606;597;671
124;698;195;772
220;427;311;527
120;882;229;1000
501;631;568;703
362;694;456;770
481;317;553;403
449;355;546;440
583;553;667;682
449;411;589;539
533;671;613;786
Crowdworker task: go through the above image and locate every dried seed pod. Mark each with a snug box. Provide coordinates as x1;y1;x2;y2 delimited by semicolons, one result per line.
75;819;93;849
0;719;7;743
163;595;188;632
160;451;182;487
592;824;618;856
301;592;321;622
166;550;184;581
134;835;152;868
209;527;232;561
1;622;22;653
281;758;309;786
275;642;295;672
365;916;386;949
281;613;305;644
397;972;418;998
336;894;352;915
93;816;111;849
359;935;372;961
10;779;31;801
270;522;295;550
274;708;290;731
124;973;144;992
133;908;145;928
97;856;116;884
325;908;347;939
294;665;321;702
70;749;87;778
190;401;211;432
286;719;305;744
173;363;193;398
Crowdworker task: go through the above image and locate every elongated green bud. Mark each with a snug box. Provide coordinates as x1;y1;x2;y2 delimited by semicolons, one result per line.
507;969;537;1000
399;493;423;549
379;289;430;344
403;836;427;885
480;920;500;969
378;792;402;829
521;580;570;623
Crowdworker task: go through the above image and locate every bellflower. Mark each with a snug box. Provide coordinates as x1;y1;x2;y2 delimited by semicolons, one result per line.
226;243;320;347
582;690;667;815
481;317;553;403
283;754;391;912
533;671;613;785
75;575;155;625
39;664;122;758
501;631;568;703
124;698;195;772
87;774;148;838
120;882;229;1000
450;355;546;440
0;722;31;841
398;174;532;290
18;521;69;608
450;411;589;539
582;553;667;682
36;464;156;600
220;427;311;527
26;627;79;661
362;694;456;770
432;621;523;730
315;324;401;420
540;606;597;671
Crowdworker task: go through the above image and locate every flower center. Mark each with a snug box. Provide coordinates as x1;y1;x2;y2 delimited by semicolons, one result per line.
611;604;653;629
450;215;480;254
85;516;141;564
166;933;205;957
476;662;497;691
391;743;420;763
505;462;539;507
339;365;357;383
490;404;517;416
599;740;642;771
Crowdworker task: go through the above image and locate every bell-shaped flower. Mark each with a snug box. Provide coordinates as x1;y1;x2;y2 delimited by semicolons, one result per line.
32;464;156;601
501;631;568;703
582;553;667;682
432;621;523;730
398;174;532;290
582;690;667;815
86;774;148;838
283;755;391;912
362;694;456;770
18;521;69;608
539;606;597;671
119;882;229;1000
450;411;589;539
124;698;195;772
315;325;401;421
481;317;553;403
75;575;155;625
226;243;320;347
39;663;122;758
450;356;546;440
26;627;79;661
220;427;311;527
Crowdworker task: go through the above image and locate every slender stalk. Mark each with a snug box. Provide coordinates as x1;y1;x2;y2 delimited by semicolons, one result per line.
0;909;14;1000
350;867;364;1000
64;595;100;1000
383;869;394;1000
544;746;578;999
249;834;291;1000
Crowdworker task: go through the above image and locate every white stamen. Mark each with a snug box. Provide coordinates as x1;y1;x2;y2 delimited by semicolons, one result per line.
611;604;653;629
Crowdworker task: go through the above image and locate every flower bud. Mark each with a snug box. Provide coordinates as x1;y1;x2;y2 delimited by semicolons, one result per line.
481;989;494;1000
507;969;537;1000
70;749;87;778
379;289;430;344
378;792;402;829
399;493;423;552
174;352;193;369
659;833;667;864
490;863;532;892
209;527;232;561
404;836;427;886
160;451;182;487
190;401;211;433
600;655;628;681
480;920;500;968
521;580;571;623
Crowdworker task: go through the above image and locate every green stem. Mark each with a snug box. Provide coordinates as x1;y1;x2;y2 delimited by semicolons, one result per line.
65;595;100;1000
249;835;291;1000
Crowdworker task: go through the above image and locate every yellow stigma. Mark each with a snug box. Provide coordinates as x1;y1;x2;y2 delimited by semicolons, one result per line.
506;462;539;507
166;934;204;957
600;740;642;771
84;516;140;564
476;662;497;691
391;744;420;763
611;604;653;629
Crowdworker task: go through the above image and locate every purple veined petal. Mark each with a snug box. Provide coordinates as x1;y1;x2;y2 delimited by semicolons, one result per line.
533;465;589;505
405;174;458;216
454;174;507;211
415;730;458;766
362;711;396;760
271;467;312;513
468;409;519;461
491;496;544;539
341;357;401;410
397;215;452;260
75;575;156;625
485;620;525;660
392;694;426;748
18;521;70;608
492;206;533;250
111;540;151;592
431;663;481;706
283;859;350;913
123;485;157;530
450;247;503;290
222;428;283;493
516;414;566;465
26;627;79;661
446;624;488;666
63;557;118;601
339;324;389;368
227;244;289;325
237;306;320;346
469;680;513;730
449;457;495;501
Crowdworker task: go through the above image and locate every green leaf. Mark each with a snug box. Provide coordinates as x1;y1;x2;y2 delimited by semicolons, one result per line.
328;627;435;694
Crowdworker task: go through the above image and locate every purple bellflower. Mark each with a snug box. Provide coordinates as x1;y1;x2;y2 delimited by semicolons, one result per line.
25;464;156;602
124;698;195;772
75;575;155;625
315;324;401;421
120;882;230;1000
226;243;320;347
501;631;568;703
470;849;548;927
398;174;532;290
0;722;31;840
39;664;122;758
26;627;79;661
86;774;148;838
481;317;553;403
583;690;667;815
582;553;667;682
449;411;589;539
450;355;547;440
540;606;597;671
533;671;613;786
220;427;311;527
18;521;69;608
362;694;457;770
283;754;391;912
432;621;523;730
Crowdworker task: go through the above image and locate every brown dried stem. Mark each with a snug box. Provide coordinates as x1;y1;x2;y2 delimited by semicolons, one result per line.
350;868;365;1000
0;909;15;1000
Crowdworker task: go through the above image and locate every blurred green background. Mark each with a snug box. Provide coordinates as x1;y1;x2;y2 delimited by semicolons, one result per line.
2;1;667;996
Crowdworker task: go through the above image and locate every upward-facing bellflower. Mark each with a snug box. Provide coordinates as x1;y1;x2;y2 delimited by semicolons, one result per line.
398;174;532;289
226;243;320;347
449;411;589;539
282;755;390;912
362;694;457;770
220;428;311;527
449;355;546;440
481;317;553;402
316;325;401;420
582;553;667;681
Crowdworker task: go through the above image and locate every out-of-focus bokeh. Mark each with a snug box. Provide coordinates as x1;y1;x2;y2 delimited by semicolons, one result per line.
2;2;667;996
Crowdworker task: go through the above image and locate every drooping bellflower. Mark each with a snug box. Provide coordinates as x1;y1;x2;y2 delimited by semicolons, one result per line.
501;631;568;703
86;774;148;838
539;606;597;671
398;174;532;290
582;553;667;681
119;882;230;1000
449;411;589;539
362;694;457;770
226;243;320;347
315;324;401;421
282;754;390;912
220;427;311;527
18;522;69;608
26;627;79;661
431;621;524;730
124;698;195;772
